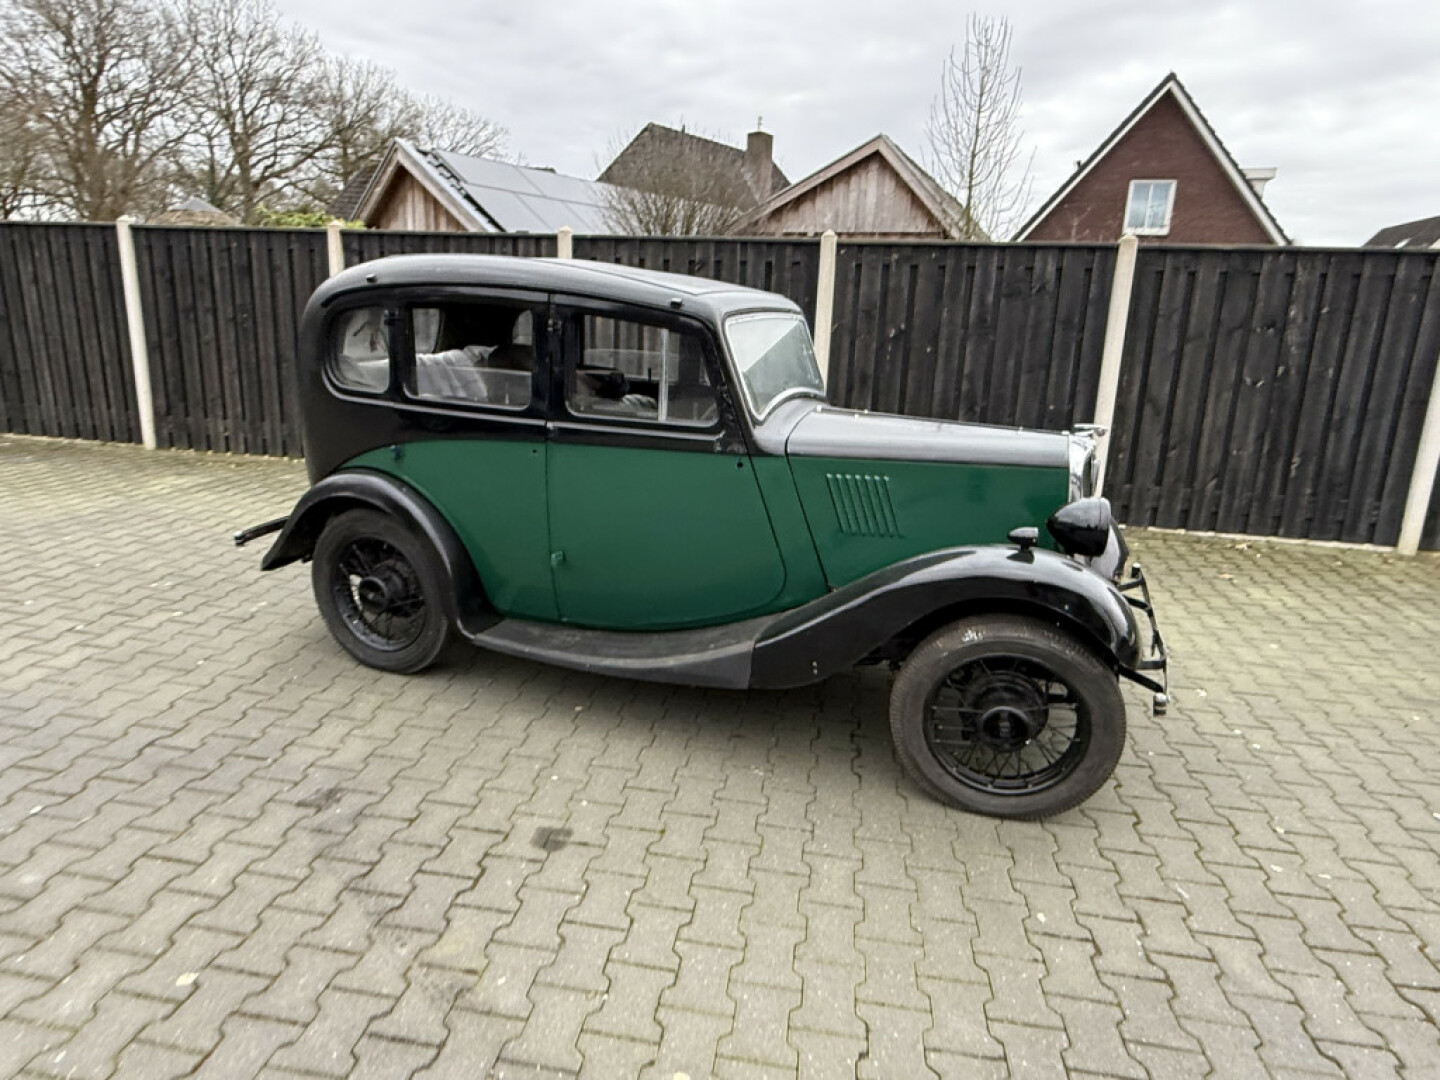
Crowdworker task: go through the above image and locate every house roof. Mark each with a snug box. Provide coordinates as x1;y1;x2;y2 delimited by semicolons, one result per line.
1364;215;1440;248
598;123;790;206
733;134;978;239
328;170;373;220
353;139;621;233
1014;73;1288;244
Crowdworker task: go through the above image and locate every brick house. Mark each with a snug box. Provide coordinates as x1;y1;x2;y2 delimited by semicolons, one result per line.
1015;74;1287;245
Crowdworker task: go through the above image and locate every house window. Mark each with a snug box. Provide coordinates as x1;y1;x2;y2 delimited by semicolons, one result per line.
1125;180;1176;235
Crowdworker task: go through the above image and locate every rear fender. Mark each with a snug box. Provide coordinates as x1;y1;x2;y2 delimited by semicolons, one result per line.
259;469;493;631
750;546;1140;689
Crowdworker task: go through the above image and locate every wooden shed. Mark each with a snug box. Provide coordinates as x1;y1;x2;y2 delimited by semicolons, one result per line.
734;135;979;240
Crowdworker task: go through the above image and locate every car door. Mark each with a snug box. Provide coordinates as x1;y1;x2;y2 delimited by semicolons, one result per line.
545;298;787;630
384;290;557;621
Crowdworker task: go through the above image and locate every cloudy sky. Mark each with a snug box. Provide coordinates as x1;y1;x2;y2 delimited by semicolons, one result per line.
279;0;1438;245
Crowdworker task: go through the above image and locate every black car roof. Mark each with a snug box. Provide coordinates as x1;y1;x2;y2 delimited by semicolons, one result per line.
314;253;803;321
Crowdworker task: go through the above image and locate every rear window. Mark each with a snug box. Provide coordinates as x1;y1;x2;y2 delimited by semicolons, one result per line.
329;307;390;393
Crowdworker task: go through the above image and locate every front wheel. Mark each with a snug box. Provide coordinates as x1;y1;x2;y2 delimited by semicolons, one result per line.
311;509;450;674
889;615;1126;819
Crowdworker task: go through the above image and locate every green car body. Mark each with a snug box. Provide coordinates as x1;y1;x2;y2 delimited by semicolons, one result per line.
243;255;1167;818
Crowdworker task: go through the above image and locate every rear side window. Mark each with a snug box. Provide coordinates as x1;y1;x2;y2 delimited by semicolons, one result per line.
330;307;391;393
406;302;536;410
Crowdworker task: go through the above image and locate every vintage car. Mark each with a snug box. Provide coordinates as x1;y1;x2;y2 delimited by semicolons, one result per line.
237;255;1166;819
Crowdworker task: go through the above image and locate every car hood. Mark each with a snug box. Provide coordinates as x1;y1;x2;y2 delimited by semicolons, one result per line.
784;406;1071;469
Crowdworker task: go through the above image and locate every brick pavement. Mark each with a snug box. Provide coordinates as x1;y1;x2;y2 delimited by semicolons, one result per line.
2;433;1439;1079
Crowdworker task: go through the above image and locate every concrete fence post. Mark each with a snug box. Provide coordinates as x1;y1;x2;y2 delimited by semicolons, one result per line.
1092;234;1141;497
1396;354;1440;555
326;219;345;278
114;216;156;450
813;229;838;388
556;226;573;260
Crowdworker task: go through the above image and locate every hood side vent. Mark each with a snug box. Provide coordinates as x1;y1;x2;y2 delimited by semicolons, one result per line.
825;473;902;537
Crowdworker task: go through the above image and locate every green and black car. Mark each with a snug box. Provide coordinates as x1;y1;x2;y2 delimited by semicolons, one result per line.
238;255;1166;819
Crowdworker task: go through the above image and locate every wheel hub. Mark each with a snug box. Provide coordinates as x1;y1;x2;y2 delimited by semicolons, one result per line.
978;704;1037;750
355;566;409;615
967;671;1049;750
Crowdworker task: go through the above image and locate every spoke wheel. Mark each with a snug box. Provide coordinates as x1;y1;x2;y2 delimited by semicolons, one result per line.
330;536;427;652
925;656;1089;796
890;616;1125;819
312;509;450;674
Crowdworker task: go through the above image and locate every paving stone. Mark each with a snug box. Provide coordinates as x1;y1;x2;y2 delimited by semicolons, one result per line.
718;983;802;1070
1050;996;1147;1078
989;1021;1069;1080
581;962;671;1044
789;1028;869;1080
269;988;393;1076
9;443;1440;1080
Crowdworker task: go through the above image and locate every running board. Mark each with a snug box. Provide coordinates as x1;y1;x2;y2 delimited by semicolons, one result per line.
459;614;775;689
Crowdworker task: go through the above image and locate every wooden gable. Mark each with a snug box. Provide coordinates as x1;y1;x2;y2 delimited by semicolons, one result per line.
750;152;941;238
367;170;467;232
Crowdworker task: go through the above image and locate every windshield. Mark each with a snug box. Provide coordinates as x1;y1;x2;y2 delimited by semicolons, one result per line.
723;312;826;419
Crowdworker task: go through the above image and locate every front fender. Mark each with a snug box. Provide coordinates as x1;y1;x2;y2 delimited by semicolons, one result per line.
749;545;1140;689
259;469;493;631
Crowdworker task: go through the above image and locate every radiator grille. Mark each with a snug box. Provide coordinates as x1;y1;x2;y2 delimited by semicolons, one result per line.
825;473;902;537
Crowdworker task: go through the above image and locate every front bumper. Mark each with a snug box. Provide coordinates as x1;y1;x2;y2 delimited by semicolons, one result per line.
1117;560;1169;714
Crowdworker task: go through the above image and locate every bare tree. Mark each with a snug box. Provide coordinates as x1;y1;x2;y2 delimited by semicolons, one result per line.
0;0;190;220
0;85;50;218
174;0;329;223
301;58;509;211
399;95;508;160
925;14;1034;241
302;55;405;208
597;126;752;236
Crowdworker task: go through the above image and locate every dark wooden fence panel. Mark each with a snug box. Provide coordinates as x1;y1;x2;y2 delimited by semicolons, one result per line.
345;230;555;263
1108;247;1440;546
573;236;821;329
825;242;1115;429
4;223;1439;550
135;226;328;456
0;222;139;442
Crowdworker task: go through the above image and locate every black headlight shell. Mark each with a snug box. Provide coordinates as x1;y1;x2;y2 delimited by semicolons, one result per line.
1047;496;1113;558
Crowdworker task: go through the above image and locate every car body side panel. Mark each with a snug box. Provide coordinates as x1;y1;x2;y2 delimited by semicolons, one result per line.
787;456;1071;588
546;443;788;629
345;442;558;622
746;455;830;612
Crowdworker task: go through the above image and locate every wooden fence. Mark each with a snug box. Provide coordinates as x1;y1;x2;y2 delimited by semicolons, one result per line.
1;220;1437;550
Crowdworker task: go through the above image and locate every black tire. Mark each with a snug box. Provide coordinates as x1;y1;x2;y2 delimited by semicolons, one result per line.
889;615;1126;819
311;509;451;674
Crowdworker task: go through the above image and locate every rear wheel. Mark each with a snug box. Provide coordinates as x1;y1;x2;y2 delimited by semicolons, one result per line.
889;615;1125;819
311;509;450;674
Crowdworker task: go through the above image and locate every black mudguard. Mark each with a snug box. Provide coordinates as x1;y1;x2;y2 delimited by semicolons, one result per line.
258;469;494;631
749;546;1142;689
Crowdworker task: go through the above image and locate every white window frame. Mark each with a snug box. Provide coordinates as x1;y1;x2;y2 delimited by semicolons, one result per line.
1124;179;1177;236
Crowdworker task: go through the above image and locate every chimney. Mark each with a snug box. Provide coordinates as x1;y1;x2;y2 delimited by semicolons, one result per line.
1243;167;1277;198
745;128;774;201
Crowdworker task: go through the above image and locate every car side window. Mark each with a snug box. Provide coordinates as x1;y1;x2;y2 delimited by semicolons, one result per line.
568;314;718;427
406;302;536;410
330;306;391;393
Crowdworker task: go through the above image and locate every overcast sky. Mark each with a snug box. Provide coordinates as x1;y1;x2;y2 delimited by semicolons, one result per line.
279;0;1438;245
